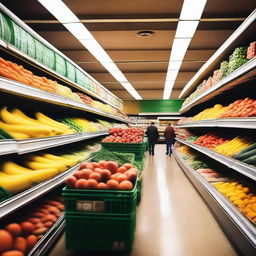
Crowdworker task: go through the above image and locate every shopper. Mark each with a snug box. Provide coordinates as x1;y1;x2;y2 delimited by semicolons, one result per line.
146;122;159;155
164;123;175;156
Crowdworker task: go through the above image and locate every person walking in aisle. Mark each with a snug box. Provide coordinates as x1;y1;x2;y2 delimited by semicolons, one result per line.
164;123;175;156
146;122;159;156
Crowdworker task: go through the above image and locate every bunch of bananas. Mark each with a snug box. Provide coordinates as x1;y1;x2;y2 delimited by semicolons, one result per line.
0;153;82;194
213;136;252;157
193;104;227;121
0;107;74;139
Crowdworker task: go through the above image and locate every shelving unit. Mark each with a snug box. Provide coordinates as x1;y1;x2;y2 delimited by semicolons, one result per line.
176;118;256;129
0;131;108;155
0;2;123;110
176;138;256;181
180;57;256;113
0;77;130;124
173;149;256;255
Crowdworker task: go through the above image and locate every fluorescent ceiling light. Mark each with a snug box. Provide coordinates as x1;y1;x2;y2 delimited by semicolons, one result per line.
38;0;79;23
170;38;191;61
38;0;142;100
180;0;207;20
175;21;199;38
64;23;94;40
167;61;182;70
166;70;179;81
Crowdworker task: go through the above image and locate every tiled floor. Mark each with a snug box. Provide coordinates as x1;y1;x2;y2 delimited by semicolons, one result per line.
49;145;238;256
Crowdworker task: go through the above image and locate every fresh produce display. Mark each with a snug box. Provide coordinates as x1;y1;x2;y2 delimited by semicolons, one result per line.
227;47;248;75
0;195;64;256
219;98;256;118
214;182;256;223
102;128;144;143
194;133;230;149
187;136;198;142
213;136;252;157
233;143;256;166
0;107;74;139
193;104;227;121
65;160;138;191
0;143;100;195
173;128;193;140
91;148;135;166
247;41;256;59
0;57;126;118
181;43;254;108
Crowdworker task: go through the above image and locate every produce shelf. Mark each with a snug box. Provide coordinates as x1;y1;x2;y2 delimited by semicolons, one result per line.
180;57;256;113
179;9;256;99
176;118;256;129
0;139;17;155
0;158;91;218
0;77;130;123
175;138;256;181
0;2;122;110
28;215;64;256
16;130;108;154
173;149;256;255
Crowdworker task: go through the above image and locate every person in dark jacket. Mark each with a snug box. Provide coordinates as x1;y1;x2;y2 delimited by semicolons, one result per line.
146;122;159;156
164;123;175;156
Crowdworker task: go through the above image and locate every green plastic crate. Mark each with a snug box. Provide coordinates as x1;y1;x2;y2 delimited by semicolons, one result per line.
26;33;36;59
76;68;86;86
0;13;13;43
65;212;136;253
137;178;142;205
42;46;55;69
55;53;66;76
101;142;145;159
11;21;21;49
66;61;76;82
35;39;45;63
62;184;137;215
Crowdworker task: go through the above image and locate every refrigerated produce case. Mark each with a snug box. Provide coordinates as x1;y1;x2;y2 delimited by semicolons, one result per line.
173;9;256;255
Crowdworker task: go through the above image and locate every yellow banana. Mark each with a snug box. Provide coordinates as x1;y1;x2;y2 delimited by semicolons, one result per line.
2;161;33;173
0;121;53;137
25;161;69;172
40;153;70;161
8;131;31;140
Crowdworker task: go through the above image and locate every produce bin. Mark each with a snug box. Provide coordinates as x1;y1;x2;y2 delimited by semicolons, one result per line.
11;21;21;49
76;68;86;87
42;46;55;70
26;33;36;59
62;184;137;215
101;141;146;160
0;13;12;44
136;178;143;205
65;212;136;253
55;53;67;77
35;39;45;63
19;27;28;55
66;61;76;82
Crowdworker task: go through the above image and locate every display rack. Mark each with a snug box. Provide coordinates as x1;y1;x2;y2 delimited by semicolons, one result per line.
173;149;256;255
176;138;256;181
28;215;65;256
176;118;256;129
0;157;92;219
0;131;108;155
180;57;256;113
0;2;123;110
179;9;256;100
0;77;130;123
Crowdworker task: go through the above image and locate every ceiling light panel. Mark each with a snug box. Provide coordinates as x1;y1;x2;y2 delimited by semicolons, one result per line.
167;61;183;70
38;0;79;23
175;21;199;38
180;0;207;20
170;38;191;61
166;70;179;81
38;0;142;100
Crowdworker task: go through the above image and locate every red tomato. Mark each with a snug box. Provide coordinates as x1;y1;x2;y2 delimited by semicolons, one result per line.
117;167;127;173
105;161;118;174
97;182;109;190
119;181;133;191
116;174;128;183
65;176;77;188
79;169;93;179
101;169;111;182
75;179;87;189
87;179;98;189
89;172;101;182
107;180;120;190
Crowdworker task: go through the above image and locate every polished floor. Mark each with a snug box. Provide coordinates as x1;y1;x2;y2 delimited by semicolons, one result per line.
49;145;238;256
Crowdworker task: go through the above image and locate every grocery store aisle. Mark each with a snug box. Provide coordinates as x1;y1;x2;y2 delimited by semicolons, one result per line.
49;145;238;256
131;145;238;256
